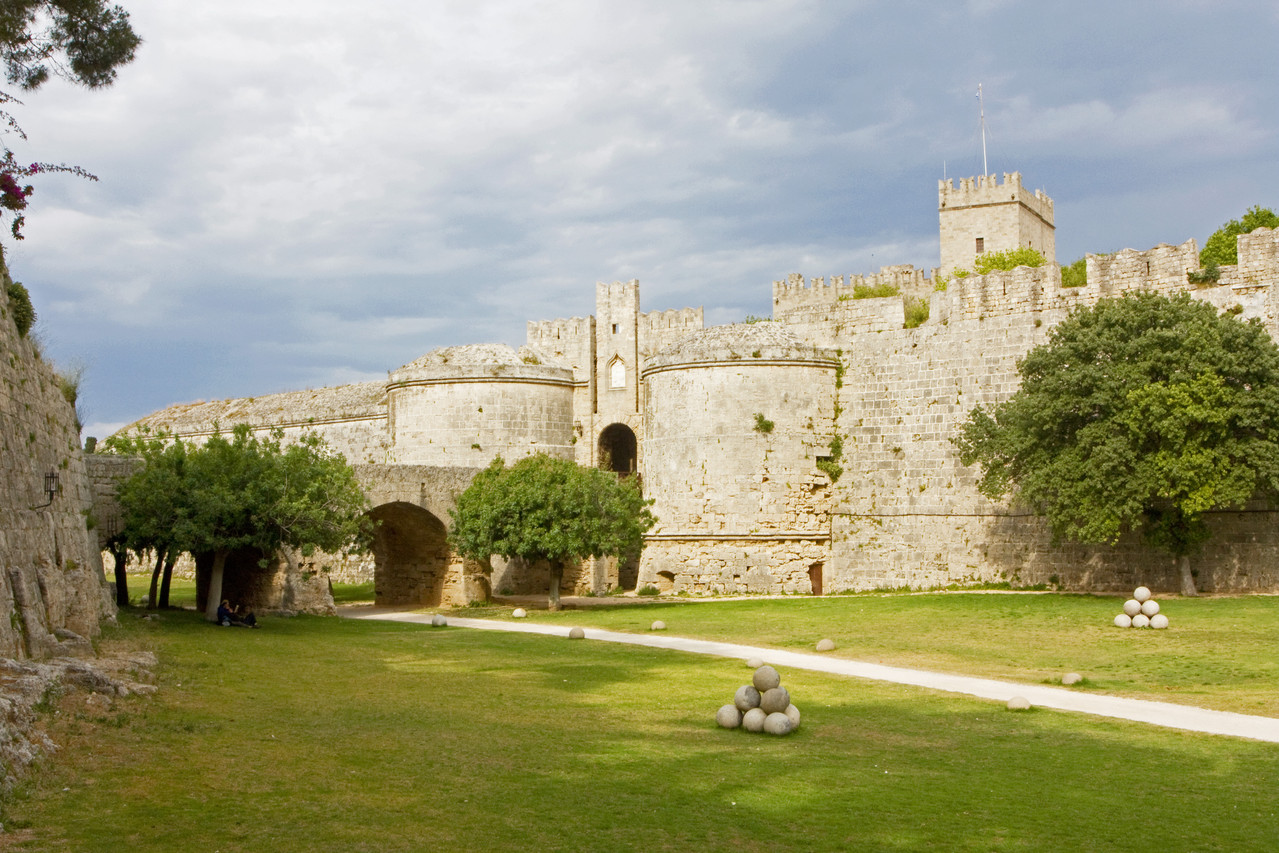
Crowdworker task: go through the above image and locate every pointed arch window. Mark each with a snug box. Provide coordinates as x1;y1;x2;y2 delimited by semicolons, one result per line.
609;356;626;389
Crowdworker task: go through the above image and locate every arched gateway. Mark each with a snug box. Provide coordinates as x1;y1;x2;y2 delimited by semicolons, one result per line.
368;501;452;606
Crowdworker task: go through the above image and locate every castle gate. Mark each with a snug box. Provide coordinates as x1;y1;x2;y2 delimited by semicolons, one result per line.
597;422;637;475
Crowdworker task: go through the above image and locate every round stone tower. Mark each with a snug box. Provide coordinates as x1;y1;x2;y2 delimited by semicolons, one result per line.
639;323;839;594
387;344;575;466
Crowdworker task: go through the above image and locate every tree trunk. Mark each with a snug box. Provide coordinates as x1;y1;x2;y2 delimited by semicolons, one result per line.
112;547;130;607
205;549;228;622
159;554;177;608
1178;554;1198;597
147;547;166;610
548;560;563;612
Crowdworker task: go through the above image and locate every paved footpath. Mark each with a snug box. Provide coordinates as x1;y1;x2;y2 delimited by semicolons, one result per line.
344;610;1279;744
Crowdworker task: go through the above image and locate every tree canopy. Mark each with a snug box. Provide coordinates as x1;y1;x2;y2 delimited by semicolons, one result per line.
450;454;655;610
1;1;140;90
1199;206;1279;269
954;292;1279;594
106;425;371;619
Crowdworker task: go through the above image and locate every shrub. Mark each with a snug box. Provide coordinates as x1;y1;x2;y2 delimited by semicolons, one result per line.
853;283;900;299
1060;257;1087;288
904;297;929;329
753;413;775;434
6;279;34;336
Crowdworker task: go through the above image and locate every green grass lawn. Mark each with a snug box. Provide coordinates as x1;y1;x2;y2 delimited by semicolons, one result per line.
454;593;1279;717
2;606;1277;852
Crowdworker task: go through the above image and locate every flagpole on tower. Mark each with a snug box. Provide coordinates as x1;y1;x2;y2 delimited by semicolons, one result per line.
977;83;988;176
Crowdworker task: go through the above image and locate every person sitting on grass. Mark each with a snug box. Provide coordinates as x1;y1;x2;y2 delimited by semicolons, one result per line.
217;599;235;626
235;604;259;628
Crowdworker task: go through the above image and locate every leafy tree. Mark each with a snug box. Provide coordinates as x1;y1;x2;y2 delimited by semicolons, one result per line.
1199;206;1279;269
0;4;138;240
1;1;140;90
183;426;371;622
107;425;371;620
954;292;1279;595
450;454;655;610
103;428;189;608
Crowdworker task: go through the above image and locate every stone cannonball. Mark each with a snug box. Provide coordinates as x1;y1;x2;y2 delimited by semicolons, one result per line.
1061;672;1082;686
1140;599;1160;617
716;704;743;729
1007;696;1031;711
815;638;836;652
430;614;447;627
1133;586;1152;603
568;627;585;639
512;608;527;618
742;707;767;733
650;620;667;631
1131;614;1151;628
1114;613;1133;628
745;657;765;669
784;703;801;730
1151;614;1170;629
734;685;762;712
1122;599;1142;617
763;712;794;736
760;686;791;714
752;665;781;692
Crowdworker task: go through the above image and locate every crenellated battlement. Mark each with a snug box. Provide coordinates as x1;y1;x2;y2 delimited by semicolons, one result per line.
938;171;1054;222
526;315;594;368
772;264;933;307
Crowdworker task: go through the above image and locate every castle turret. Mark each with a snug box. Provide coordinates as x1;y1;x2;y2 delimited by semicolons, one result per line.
939;172;1055;276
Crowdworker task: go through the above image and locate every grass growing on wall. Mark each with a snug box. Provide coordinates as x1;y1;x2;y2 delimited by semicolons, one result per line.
4;607;1277;852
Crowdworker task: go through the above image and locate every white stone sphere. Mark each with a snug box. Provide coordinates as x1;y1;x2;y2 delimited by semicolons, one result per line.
512;608;527;618
784;703;801;730
1122;599;1142;617
815;638;836;652
568;627;585;639
760;686;791;714
763;712;793;736
1133;586;1152;603
650;620;666;631
430;614;447;627
1114;613;1133;628
1061;672;1082;686
1151;614;1170;629
745;657;765;669
734;685;761;712
742;708;767;732
716;704;742;729
752;665;781;692
1132;614;1151;628
1007;696;1031;711
1141;599;1160;617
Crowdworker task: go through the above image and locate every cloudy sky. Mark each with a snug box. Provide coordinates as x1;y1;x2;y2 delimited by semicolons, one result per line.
5;0;1277;438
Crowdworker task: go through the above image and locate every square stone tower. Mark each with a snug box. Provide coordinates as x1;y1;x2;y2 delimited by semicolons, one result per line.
938;172;1054;276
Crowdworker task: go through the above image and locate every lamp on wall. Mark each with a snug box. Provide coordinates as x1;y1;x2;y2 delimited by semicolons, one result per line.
30;470;59;509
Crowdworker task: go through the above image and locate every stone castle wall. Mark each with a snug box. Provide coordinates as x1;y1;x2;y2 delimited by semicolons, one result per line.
938;171;1056;275
815;226;1279;593
2;266;113;658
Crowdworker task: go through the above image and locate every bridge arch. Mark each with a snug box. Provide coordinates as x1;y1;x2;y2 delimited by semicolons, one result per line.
368;501;451;606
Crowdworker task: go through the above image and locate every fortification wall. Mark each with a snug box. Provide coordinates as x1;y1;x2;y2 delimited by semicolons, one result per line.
123;381;391;464
806;226;1279;594
639;307;704;356
1;270;113;658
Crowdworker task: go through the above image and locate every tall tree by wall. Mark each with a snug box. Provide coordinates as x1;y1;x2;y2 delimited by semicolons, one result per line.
955;292;1279;595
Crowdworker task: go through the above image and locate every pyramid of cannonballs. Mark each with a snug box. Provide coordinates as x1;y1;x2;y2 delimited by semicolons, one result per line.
1114;586;1169;629
716;664;801;736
